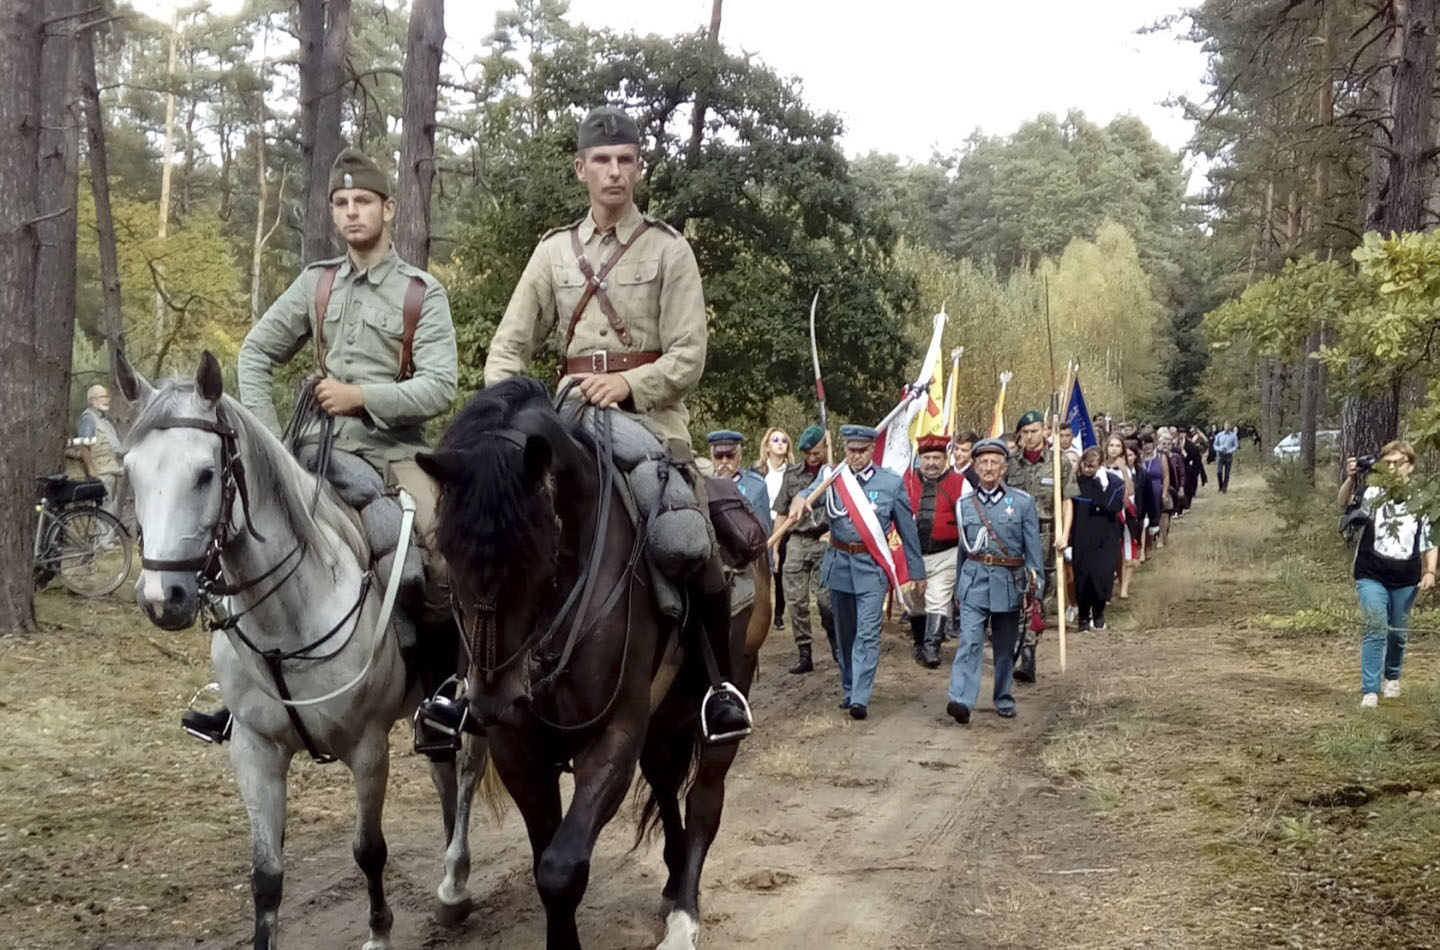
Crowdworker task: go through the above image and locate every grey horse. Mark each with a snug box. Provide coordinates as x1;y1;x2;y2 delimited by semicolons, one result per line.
118;351;490;949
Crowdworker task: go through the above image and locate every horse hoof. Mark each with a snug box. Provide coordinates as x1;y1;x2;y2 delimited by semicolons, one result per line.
434;894;474;927
656;909;699;950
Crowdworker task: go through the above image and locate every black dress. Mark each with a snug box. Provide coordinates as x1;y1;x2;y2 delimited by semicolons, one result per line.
1070;473;1126;621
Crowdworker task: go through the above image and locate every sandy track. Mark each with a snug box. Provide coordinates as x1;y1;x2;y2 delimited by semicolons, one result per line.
158;622;1090;950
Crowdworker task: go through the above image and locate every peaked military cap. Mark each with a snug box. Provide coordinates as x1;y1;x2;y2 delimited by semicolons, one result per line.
1016;409;1045;430
972;437;1010;460
839;424;878;443
706;430;745;446
329;147;390;198
577;106;640;150
798;425;826;451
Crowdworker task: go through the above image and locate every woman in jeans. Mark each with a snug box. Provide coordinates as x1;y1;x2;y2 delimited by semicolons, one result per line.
1337;441;1437;708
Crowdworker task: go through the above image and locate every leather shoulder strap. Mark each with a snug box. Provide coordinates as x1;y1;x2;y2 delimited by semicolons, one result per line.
968;491;1013;558
396;276;426;381
312;265;341;374
564;221;652;354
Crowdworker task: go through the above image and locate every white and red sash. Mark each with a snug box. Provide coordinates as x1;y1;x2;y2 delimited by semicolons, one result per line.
833;465;909;591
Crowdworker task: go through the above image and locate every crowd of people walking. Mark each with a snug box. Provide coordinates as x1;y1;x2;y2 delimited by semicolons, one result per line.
707;414;1227;725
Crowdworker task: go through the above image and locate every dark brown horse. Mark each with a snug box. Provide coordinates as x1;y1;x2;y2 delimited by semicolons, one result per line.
417;378;768;950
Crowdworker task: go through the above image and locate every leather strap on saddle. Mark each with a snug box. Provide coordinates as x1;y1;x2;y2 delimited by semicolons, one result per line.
313;265;427;381
564;222;652;353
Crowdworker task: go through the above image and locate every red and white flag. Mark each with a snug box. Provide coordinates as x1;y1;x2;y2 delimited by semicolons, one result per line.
832;464;909;591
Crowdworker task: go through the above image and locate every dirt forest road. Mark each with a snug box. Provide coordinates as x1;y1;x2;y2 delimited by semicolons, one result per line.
4;491;1248;950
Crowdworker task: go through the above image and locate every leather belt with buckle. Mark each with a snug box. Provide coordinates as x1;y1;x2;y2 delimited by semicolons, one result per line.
564;351;662;375
966;553;1024;568
829;538;869;555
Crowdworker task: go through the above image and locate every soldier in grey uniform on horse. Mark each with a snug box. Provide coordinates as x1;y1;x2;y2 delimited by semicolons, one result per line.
182;146;459;746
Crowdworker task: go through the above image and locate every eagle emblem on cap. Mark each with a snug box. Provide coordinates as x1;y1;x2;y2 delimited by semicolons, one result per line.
343;172;354;188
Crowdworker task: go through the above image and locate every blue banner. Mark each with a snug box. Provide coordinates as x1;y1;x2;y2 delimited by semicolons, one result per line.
1066;377;1097;450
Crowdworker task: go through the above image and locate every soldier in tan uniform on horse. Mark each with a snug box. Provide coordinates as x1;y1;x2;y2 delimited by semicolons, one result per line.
484;105;750;741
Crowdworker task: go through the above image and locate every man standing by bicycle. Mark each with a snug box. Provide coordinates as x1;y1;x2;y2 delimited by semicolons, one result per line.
76;384;126;532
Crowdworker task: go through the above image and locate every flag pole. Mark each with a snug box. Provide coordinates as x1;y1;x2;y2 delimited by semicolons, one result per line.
1053;358;1077;674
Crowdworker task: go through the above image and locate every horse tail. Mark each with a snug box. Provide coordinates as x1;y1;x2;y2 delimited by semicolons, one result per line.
634;727;703;849
477;745;510;824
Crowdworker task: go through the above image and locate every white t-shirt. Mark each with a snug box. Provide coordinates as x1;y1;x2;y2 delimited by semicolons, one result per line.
1361;485;1433;561
763;462;786;518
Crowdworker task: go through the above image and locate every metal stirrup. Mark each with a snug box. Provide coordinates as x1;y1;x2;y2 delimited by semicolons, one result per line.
701;682;753;743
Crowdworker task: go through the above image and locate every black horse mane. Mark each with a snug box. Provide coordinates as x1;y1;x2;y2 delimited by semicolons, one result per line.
432;377;590;595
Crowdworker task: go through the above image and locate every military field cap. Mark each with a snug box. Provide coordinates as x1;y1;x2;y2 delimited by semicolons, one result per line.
329;147;390;198
916;434;949;454
577;106;640;150
839;424;878;443
972;437;1010;460
707;430;745;446
1016;409;1045;430
798;425;825;451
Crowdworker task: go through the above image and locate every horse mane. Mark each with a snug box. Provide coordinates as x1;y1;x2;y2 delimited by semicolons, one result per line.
125;381;367;566
434;377;589;594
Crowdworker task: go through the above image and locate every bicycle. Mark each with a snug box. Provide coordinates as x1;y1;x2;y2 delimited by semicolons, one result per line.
33;474;133;597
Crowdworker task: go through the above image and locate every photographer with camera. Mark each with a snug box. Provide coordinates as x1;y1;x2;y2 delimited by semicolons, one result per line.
1338;442;1437;709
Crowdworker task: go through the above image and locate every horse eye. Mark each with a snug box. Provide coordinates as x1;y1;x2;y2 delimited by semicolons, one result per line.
196;468;215;489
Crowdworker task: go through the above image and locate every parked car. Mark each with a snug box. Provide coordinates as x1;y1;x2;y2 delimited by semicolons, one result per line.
1272;429;1340;461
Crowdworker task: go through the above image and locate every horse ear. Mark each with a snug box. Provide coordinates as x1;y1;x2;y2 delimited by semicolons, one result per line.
196;350;224;404
114;347;153;404
416;449;467;485
523;434;552;483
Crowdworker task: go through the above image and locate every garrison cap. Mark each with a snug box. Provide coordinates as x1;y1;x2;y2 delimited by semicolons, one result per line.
798;425;826;451
577;106;640;150
972;437;1010;460
916;434;949;454
839;424;878;443
1016;409;1045;430
329;147;390;198
706;430;745;446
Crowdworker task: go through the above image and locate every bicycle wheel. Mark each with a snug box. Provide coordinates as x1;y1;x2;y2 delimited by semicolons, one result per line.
49;506;132;597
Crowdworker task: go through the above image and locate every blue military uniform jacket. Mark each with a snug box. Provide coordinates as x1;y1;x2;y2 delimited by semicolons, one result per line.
805;464;925;595
955;482;1045;613
732;469;773;538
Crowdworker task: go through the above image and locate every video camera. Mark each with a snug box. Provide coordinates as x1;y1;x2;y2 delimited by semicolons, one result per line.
1355;454;1377;473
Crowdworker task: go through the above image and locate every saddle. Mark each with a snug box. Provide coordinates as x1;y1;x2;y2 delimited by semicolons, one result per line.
573;410;762;619
294;444;425;649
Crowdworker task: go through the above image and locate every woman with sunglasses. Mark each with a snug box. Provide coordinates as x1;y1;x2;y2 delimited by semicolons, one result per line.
1338;441;1437;708
756;427;795;631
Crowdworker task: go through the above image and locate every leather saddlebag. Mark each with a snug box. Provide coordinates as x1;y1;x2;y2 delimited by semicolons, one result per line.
706;476;767;568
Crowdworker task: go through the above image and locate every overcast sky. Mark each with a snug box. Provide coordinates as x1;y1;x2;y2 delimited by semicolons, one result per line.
445;0;1212;178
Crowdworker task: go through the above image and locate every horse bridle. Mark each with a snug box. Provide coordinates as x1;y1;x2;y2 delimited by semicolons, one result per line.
137;402;371;764
450;407;651;732
138;406;267;578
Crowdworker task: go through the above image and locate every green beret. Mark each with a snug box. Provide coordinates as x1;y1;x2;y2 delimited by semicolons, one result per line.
328;148;390;198
577;106;640;150
1016;410;1045;431
798;425;825;451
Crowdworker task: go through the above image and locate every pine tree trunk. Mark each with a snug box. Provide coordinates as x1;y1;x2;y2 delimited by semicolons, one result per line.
34;0;80;478
78;25;124;372
300;0;349;264
1347;0;1437;462
0;0;47;633
395;0;444;269
1300;330;1320;478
